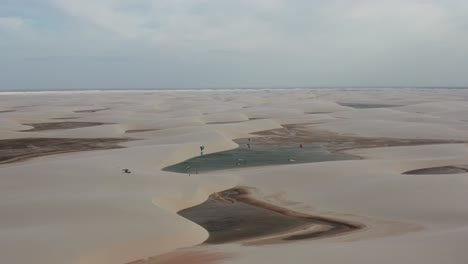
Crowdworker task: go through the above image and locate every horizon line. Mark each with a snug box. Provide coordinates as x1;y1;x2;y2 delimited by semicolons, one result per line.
1;86;468;93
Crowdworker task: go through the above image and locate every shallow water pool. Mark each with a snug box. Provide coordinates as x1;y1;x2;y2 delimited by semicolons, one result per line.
163;144;354;174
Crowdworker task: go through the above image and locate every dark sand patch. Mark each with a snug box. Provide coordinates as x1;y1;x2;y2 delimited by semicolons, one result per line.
206;121;247;124
0;137;131;164
248;117;265;120
0;110;15;113
51;117;81;120
74;108;110;113
125;129;160;133
13;105;37;109
20;121;111;132
338;102;401;109
403;166;468;175
178;187;362;244
244;124;466;151
304;111;332;114
126;250;233;264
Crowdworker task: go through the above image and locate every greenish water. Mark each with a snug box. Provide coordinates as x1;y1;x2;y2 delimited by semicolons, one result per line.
163;144;354;174
178;187;361;244
339;103;400;109
178;188;309;244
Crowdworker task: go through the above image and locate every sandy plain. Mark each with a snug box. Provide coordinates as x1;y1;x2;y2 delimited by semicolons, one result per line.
0;88;468;264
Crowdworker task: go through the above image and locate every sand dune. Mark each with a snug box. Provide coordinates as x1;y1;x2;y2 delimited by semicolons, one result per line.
0;88;467;264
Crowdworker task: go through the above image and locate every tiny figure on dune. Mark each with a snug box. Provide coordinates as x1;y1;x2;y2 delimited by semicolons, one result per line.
200;146;205;156
300;144;303;148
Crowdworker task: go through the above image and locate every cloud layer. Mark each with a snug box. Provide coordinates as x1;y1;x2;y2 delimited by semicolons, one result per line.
1;0;468;90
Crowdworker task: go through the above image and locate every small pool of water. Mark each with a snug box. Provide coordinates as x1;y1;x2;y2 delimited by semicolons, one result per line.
177;187;362;244
163;144;355;174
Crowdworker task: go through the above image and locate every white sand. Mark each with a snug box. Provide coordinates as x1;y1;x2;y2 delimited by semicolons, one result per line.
0;88;467;264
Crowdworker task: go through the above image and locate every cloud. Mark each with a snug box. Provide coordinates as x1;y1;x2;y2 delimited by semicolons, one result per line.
51;0;153;39
0;17;25;31
47;0;466;53
207;50;238;54
49;0;292;51
2;0;468;90
345;1;448;33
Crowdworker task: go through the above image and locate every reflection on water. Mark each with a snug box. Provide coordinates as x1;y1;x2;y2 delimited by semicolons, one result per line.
163;144;355;174
178;187;362;244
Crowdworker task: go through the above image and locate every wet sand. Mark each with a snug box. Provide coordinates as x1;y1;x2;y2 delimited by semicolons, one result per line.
304;111;332;114
243;124;466;151
51;117;81;120
403;165;468;175
178;187;362;245
74;108;110;113
0;137;130;164
20;121;111;132
125;129;160;133
206;121;247;124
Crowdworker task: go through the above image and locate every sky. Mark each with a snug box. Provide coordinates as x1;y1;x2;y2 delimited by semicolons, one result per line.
1;0;468;90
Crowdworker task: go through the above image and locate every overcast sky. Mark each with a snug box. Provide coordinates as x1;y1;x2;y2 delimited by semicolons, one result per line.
1;0;468;90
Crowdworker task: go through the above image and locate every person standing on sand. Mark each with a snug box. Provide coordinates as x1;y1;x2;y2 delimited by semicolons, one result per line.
200;145;205;156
